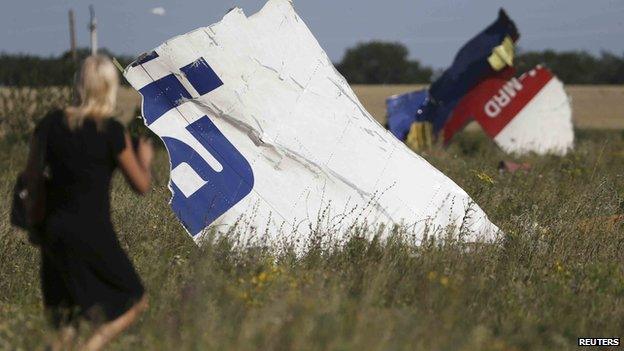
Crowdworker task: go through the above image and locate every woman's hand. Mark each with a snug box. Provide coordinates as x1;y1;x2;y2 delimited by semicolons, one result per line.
136;138;154;171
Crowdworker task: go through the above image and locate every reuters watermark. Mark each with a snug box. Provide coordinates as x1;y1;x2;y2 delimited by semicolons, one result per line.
577;338;620;347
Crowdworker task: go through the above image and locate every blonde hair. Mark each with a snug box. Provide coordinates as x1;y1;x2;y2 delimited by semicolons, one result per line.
65;55;119;130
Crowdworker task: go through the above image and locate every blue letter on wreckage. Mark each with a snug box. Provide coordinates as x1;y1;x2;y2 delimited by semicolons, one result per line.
138;56;254;237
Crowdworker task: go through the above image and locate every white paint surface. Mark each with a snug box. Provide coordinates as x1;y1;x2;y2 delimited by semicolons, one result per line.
494;77;574;156
125;0;499;250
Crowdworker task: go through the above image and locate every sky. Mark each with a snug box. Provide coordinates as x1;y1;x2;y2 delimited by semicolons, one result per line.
1;0;623;68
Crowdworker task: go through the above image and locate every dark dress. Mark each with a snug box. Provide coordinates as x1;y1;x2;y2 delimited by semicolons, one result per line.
38;110;144;328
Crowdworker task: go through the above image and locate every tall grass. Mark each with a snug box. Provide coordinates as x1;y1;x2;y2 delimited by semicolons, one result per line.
0;94;622;349
0;88;71;141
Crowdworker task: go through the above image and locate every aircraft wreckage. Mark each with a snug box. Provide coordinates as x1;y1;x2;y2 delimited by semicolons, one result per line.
124;0;499;249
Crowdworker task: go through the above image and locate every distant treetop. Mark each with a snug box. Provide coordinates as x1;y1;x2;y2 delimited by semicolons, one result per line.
1;44;623;86
336;41;433;84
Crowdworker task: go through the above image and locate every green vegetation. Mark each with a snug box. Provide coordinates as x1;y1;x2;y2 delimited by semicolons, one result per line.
516;50;624;85
0;49;134;87
336;42;433;84
3;45;623;87
0;88;71;141
0;90;622;349
335;42;624;84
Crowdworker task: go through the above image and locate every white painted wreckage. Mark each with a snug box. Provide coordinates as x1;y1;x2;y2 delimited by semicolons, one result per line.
386;9;574;156
124;0;500;250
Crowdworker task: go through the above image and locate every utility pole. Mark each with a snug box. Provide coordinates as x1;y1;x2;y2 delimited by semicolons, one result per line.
68;9;77;61
89;5;98;56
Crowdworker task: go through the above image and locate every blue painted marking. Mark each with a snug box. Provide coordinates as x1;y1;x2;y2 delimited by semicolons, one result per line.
389;9;519;135
131;51;159;67
181;58;224;95
139;74;191;125
386;90;429;140
164;116;254;235
139;57;254;236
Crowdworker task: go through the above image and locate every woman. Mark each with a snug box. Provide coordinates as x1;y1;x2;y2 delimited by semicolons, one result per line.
24;56;152;351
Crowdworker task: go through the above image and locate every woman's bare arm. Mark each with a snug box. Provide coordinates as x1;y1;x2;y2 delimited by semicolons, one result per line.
117;133;152;195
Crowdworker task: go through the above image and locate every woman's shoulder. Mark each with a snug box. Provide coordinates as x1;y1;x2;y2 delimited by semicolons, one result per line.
35;109;65;134
43;109;65;122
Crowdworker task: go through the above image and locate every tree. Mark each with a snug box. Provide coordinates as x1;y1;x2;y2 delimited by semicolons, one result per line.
0;48;134;87
336;41;432;84
516;49;624;84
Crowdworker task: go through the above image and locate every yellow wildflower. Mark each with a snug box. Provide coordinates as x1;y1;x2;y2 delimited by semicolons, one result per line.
427;271;438;281
440;276;450;287
472;170;495;184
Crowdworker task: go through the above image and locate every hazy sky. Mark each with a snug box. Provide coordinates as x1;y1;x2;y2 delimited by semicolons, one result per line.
2;0;623;68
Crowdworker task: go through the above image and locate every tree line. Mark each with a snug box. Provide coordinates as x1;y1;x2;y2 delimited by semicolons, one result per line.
336;42;624;85
0;48;134;87
1;43;623;86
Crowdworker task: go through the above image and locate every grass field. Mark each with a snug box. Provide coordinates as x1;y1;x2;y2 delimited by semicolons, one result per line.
104;85;624;129
3;85;623;137
0;88;623;350
351;85;624;130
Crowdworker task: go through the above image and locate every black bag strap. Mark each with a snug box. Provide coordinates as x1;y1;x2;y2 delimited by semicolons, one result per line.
32;111;56;174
